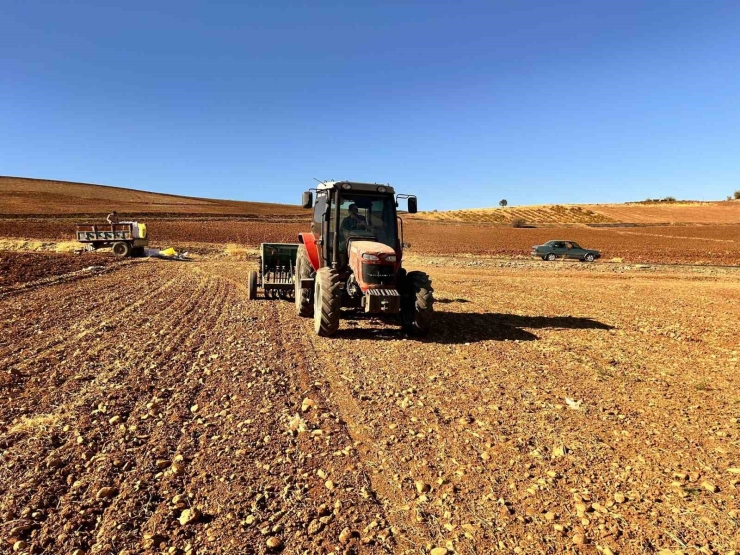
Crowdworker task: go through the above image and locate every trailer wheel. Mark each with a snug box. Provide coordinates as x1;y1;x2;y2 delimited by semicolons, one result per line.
112;242;132;258
248;271;258;300
401;271;434;336
314;267;341;337
295;245;314;317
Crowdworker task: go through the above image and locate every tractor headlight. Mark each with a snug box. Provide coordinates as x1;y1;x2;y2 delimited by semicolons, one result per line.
341;183;352;190
384;254;397;262
377;186;387;193
362;253;380;261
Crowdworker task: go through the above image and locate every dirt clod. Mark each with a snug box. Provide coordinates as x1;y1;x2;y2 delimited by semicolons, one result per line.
339;527;352;543
179;508;201;526
265;536;283;549
95;486;118;500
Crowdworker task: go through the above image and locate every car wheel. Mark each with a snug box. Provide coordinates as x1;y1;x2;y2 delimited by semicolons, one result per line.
584;253;595;262
545;253;556;261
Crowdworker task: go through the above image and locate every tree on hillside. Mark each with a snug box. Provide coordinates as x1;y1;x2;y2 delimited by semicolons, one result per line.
734;190;740;200
499;199;508;207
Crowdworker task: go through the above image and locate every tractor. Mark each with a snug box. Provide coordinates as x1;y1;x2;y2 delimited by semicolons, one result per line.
294;181;433;337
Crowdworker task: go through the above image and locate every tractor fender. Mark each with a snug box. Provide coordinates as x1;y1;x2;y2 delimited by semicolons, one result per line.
299;232;321;271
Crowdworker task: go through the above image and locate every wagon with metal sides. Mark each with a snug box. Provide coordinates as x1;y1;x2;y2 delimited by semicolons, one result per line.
75;222;149;257
247;243;298;300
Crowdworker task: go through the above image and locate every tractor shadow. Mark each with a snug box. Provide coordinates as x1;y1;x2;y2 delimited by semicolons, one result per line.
434;297;471;304
337;311;613;344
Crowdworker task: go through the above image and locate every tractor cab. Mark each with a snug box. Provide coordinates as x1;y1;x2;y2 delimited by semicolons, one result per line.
303;182;407;270
295;181;432;337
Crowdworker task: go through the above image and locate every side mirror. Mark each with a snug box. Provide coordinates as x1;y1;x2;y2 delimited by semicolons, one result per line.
301;191;313;209
407;196;417;214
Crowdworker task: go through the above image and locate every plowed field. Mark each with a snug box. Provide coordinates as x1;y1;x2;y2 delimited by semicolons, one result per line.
1;254;738;554
403;223;740;265
0;252;123;288
0;176;305;217
3;219;740;265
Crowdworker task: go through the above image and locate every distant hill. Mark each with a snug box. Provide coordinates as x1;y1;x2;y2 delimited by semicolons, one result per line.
0;176;306;218
410;205;615;225
3;176;738;225
411;200;740;225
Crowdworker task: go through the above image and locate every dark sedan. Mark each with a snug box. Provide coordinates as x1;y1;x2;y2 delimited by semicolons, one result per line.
531;240;601;262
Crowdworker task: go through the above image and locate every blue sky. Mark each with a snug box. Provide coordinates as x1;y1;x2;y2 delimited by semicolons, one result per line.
2;1;739;210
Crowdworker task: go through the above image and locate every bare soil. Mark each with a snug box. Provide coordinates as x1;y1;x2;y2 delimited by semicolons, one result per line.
1;254;738;554
0;176;305;217
3;219;740;265
0;251;122;288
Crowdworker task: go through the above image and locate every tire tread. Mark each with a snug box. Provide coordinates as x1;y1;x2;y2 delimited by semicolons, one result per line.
314;267;341;336
295;245;314;317
402;270;434;335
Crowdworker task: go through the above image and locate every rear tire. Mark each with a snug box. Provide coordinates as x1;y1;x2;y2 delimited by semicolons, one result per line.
248;270;258;300
295;245;314;317
545;253;556;261
314;267;341;337
112;242;132;258
401;270;434;336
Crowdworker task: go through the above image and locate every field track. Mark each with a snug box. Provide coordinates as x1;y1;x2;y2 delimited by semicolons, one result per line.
1;257;739;554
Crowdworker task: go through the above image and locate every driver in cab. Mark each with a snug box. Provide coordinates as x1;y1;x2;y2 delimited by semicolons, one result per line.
341;204;367;233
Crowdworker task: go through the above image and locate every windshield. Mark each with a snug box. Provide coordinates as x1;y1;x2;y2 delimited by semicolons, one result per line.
337;193;397;250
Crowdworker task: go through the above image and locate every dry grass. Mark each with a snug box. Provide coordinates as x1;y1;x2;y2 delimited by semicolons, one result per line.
222;243;258;258
7;413;61;435
413;204;615;224
413;200;740;225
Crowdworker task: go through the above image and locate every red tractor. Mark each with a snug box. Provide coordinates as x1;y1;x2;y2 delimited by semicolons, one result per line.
295;181;433;337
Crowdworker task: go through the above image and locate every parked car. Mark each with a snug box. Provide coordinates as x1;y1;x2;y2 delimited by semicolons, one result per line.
531;240;601;262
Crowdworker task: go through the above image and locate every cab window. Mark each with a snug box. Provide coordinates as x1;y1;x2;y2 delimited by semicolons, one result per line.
337;194;397;251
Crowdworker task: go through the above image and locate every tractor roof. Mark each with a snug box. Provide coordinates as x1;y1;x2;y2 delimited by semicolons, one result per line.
316;181;395;194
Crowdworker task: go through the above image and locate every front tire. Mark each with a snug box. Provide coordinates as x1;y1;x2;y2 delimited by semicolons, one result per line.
314;268;341;337
112;242;131;258
295;245;314;317
248;270;258;300
584;253;595;262
545;253;556;261
401;271;434;336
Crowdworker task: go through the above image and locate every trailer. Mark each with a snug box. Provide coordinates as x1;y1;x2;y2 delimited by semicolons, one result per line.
248;243;298;300
75;222;148;257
